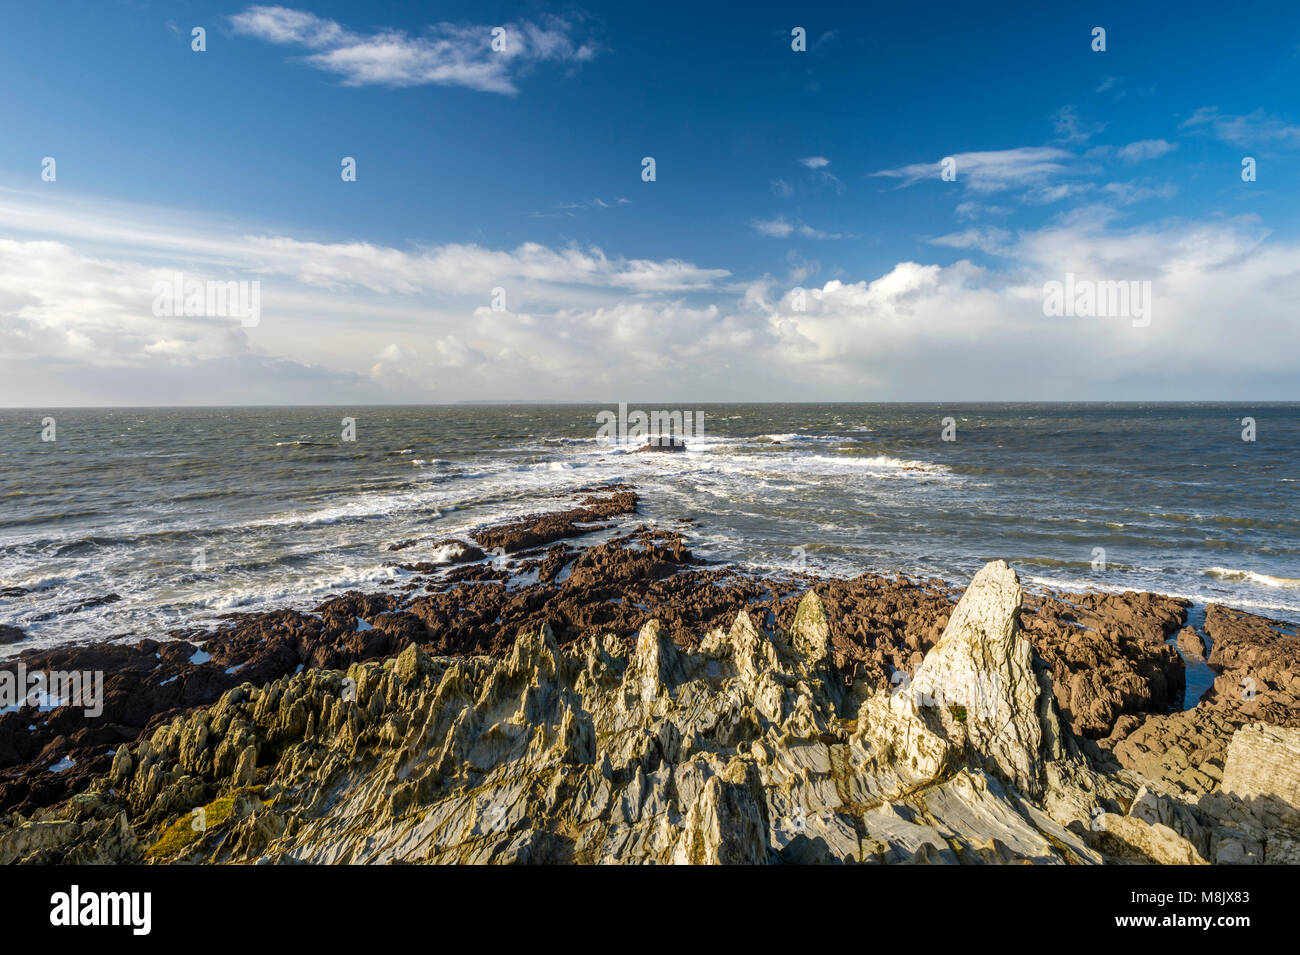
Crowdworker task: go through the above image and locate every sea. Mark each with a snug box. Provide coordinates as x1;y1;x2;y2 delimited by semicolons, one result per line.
2;403;1297;665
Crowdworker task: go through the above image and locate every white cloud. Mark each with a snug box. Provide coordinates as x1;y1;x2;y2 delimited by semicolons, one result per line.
751;217;795;238
797;157;831;169
229;5;598;94
928;228;1014;255
749;217;850;240
1180;107;1300;150
244;235;728;295
1116;139;1177;162
875;135;1179;212
3;191;1298;403
1101;179;1178;205
1051;105;1106;144
872;147;1074;193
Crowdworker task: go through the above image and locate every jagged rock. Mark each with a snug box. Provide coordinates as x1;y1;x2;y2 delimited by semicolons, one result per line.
5;490;1243;819
856;561;1066;801
1;561;1296;865
232;746;259;788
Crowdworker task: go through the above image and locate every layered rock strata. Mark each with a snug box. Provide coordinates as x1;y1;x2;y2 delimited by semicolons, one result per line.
4;560;1296;865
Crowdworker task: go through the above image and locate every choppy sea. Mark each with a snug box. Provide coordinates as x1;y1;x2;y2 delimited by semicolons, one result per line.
1;403;1296;659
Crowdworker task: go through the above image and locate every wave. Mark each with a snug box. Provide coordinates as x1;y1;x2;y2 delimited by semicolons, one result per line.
1024;573;1300;617
1204;567;1300;589
428;541;478;564
754;433;856;444
801;452;947;473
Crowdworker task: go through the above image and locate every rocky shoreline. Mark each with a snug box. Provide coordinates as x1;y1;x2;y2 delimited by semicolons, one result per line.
1;486;1297;863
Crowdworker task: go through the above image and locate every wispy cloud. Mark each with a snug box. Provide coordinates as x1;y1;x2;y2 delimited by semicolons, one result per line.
1051;105;1107;144
783;156;843;194
530;197;630;219
874;132;1176;210
1101;179;1178;205
229;5;598;94
1180;107;1300;150
749;217;850;240
1116;139;1177;162
871;146;1073;193
928;227;1014;255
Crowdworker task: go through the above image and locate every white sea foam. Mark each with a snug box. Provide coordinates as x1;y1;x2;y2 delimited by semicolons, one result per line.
1025;574;1300;617
1205;567;1300;589
429;541;474;564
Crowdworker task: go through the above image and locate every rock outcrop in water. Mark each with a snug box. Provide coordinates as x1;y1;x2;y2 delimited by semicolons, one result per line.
4;558;1296;865
1;488;1205;818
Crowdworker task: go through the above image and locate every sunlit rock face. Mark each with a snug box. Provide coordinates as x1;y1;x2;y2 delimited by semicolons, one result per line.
3;561;1297;865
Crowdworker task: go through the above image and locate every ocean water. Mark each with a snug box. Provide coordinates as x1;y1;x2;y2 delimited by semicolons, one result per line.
0;403;1296;657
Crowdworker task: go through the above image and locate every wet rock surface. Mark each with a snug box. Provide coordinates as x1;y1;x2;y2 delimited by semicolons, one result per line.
1;487;1297;863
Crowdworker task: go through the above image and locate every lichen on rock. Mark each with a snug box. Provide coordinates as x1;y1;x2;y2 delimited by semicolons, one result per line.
2;561;1296;865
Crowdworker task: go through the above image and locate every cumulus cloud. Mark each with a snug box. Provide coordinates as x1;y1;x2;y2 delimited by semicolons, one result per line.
748;216;1300;397
229;5;598;94
3;191;1298;403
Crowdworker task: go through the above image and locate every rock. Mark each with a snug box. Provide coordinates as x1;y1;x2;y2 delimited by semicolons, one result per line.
3;489;1296;866
0;625;26;645
420;539;486;563
232;746;258;787
1107;707;1237;800
0;561;1140;865
1176;627;1207;661
1092;813;1208;865
1199;605;1300;728
1021;590;1186;739
1221;723;1300;809
633;437;686;453
472;490;638;553
866;560;1065;800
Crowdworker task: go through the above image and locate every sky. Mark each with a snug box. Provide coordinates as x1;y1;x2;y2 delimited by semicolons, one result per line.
1;0;1299;404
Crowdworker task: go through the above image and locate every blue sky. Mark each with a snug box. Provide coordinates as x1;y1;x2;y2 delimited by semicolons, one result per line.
2;1;1299;403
